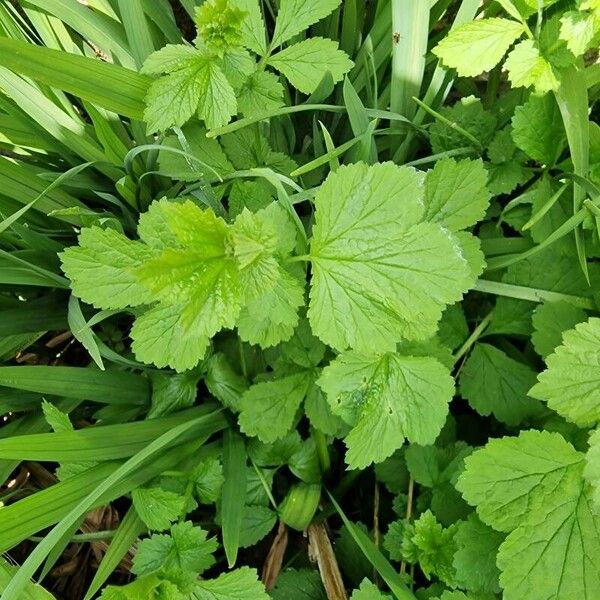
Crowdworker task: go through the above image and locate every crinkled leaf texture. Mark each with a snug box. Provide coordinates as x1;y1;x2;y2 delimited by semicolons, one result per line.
458;430;600;600
61;199;298;372
142;45;237;132
433;18;524;77
308;162;472;353
530;317;600;427
318;351;454;468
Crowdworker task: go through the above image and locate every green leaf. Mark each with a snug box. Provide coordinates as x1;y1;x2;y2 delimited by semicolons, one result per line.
268;38;353;95
459;431;600;600
204;353;247;412
238;70;284;117
148;370;200;418
560;10;600;57
531;301;587;359
192;566;268;599
530;318;600;427
60;227;153;310
453;514;503;594
232;0;268;56
132;521;217;578
239;372;312;442
423;158;490;232
350;580;391;599
237;270;304;348
41;400;73;434
511;93;565;164
429;96;497;154
132;487;185;531
433;18;524;77
131;304;213;373
390;510;458;586
270;569;326;600
142;47;236;132
193;457;224;504
584;429;600;507
130;200;242;371
271;0;341;47
318;351;454;468
457;430;582;533
221;431;247;568
238;505;277;547
159;125;234;181
504;39;559;93
308;163;471;352
459;343;542;425
231;203;295;302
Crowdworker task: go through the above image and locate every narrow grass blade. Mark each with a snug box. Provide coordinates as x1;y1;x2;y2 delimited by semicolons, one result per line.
0;366;150;405
67;295;104;370
221;430;247;568
0;418;216;600
327;490;416;600
83;507;145;600
23;0;133;67
554;66;590;280
0;38;150;119
0;406;226;462
0;162;96;235
0;558;55;600
116;0;155;68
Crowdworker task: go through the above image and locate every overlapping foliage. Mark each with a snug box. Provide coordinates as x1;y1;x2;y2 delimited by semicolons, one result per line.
0;0;599;599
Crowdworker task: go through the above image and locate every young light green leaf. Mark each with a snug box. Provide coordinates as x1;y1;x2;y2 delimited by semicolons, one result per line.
237;270;304;348
504;39;559;93
271;0;341;47
433;18;524;77
318;351;454;468
530;318;600;427
394;510;458;586
131;303;217;373
423;158;490;232
459;343;542;425
231;203;294;302
268;38;353;95
560;10;600;57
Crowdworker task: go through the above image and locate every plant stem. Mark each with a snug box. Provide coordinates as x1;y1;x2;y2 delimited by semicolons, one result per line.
399;477;415;575
453;311;494;365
